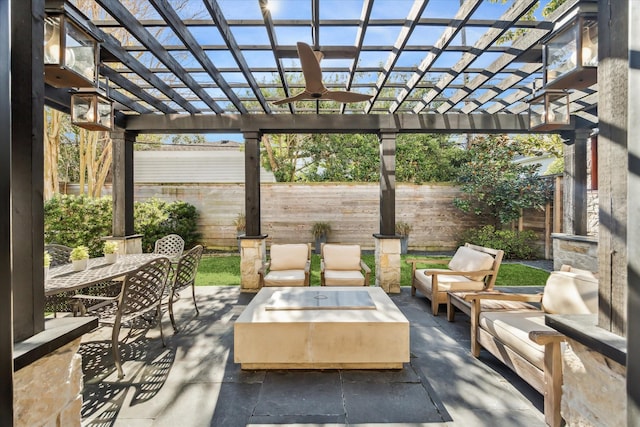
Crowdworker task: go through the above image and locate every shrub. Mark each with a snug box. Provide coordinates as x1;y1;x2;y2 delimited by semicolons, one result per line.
458;225;540;260
45;195;201;256
134;198;201;252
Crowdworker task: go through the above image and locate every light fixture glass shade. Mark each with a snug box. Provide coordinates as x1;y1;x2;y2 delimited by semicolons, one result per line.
44;13;98;88
528;91;570;131
544;13;597;89
71;91;113;131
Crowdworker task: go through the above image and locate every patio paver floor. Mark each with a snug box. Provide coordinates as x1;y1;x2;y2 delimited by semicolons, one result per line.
79;286;545;427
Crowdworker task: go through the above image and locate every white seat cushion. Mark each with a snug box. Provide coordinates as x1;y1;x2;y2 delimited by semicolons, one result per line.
324;270;365;286
264;270;307;287
479;311;556;371
414;269;486;292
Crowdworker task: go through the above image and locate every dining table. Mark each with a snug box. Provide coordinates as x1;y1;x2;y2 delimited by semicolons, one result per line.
45;253;166;296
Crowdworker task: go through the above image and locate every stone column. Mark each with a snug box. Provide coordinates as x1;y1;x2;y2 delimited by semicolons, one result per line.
239;236;267;293
561;340;626;426
374;236;401;294
13;339;84;427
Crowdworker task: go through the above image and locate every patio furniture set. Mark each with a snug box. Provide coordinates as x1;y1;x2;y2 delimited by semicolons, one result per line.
406;243;598;427
44;234;204;378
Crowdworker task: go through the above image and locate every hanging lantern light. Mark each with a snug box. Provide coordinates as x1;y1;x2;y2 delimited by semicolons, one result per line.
528;90;571;131
44;0;99;88
542;1;597;90
71;87;113;131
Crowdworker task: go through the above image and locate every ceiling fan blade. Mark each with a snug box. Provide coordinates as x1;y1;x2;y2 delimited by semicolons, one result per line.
273;91;312;105
320;91;373;103
296;42;325;94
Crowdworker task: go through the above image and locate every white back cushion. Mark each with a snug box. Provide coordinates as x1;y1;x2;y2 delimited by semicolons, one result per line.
448;246;495;281
269;244;309;271
542;271;599;315
323;244;361;271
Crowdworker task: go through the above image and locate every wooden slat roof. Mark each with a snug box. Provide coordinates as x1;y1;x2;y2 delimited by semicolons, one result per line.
60;0;597;125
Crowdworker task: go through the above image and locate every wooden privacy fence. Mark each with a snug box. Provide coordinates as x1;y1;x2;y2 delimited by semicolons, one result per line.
130;182;556;257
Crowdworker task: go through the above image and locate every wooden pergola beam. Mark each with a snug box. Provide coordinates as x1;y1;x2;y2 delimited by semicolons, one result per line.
149;0;247;114
124;112;538;134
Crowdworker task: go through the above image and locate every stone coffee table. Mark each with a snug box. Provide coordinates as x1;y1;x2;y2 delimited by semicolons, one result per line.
234;286;409;369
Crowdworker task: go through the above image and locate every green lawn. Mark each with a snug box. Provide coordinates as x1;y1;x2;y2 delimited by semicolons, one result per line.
196;254;549;287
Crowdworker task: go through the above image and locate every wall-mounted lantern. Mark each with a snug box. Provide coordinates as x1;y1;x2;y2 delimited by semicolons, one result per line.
542;2;597;90
44;0;98;88
528;90;571;131
71;88;113;131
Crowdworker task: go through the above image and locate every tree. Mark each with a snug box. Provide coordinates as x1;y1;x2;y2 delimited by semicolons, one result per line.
396;134;468;183
453;134;553;228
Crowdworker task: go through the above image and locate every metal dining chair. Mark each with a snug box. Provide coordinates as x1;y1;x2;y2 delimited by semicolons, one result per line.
167;245;204;332
44;244;74;316
86;256;172;378
153;234;185;261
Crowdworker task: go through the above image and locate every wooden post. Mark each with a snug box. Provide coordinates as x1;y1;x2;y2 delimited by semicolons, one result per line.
378;130;396;236
0;0;13;423
628;1;640;424
544;202;551;259
553;176;563;233
243;131;262;237
111;128;137;237
11;0;45;343
597;0;628;335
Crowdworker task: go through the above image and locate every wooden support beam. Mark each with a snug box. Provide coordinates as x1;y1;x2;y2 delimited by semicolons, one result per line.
379;131;396;236
413;0;537;113
125;113;537;134
149;0;247;114
112;129;136;237
244;132;262;237
95;0;220;113
259;0;294;114
628;1;640;424
0;0;13;423
203;0;271;114
341;0;373;114
597;0;628;336
11;0;45;343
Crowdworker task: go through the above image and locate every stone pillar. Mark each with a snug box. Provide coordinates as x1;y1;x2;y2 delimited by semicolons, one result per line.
13;339;83;427
239;236;267;293
103;235;143;255
374;236;401;294
561;340;626;427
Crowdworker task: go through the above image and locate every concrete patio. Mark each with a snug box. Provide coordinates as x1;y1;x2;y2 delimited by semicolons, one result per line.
79;285;545;426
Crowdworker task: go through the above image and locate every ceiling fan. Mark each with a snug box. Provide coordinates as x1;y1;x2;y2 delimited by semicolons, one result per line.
273;42;373;105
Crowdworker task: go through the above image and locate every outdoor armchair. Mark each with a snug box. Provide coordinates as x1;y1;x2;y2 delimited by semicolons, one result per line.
406;243;504;315
258;243;311;287
320;244;370;286
167;245;204;332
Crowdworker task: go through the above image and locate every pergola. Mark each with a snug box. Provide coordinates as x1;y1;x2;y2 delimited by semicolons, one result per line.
1;0;638;425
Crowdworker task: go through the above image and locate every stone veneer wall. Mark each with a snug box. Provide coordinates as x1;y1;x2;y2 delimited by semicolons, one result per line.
375;238;401;294
14;338;83;427
552;233;599;272
561;340;626;427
